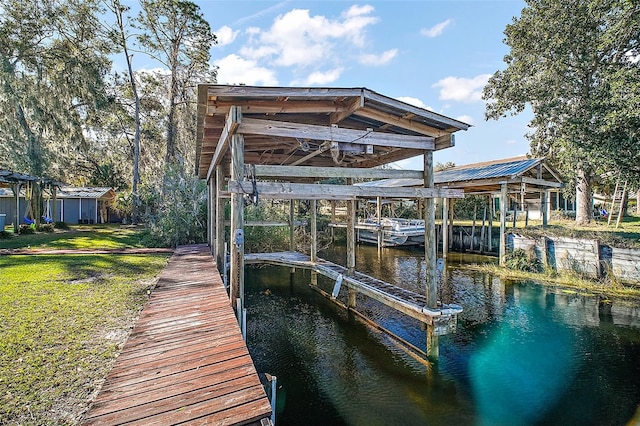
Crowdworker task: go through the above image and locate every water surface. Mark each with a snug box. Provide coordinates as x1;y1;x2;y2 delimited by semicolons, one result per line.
245;245;640;425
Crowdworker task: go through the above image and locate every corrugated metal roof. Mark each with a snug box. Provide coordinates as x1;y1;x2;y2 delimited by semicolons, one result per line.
0;186;115;199
57;187;116;199
435;157;541;184
356;157;550;188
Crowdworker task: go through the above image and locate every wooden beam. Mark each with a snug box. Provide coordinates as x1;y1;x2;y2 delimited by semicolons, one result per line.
354;107;448;138
207;100;352;115
227;181;465;200
206;106;241;181
434;134;455;151
237;117;435;150
520;176;563;188
330;96;364;124
253;165;424;180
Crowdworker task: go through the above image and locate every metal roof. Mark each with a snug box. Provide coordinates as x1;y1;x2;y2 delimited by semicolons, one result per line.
57;187;116;199
356;157;563;194
435;157;542;184
0;186;116;199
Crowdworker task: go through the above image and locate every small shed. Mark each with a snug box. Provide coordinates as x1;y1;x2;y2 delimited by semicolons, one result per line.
0;186;116;225
54;187;117;224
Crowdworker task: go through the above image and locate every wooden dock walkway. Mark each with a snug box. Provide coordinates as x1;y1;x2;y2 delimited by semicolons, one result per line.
83;245;272;426
244;251;462;334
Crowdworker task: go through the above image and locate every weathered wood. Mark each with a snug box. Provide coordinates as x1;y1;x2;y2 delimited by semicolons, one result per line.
215;167;225;267
253;164;424;180
230;133;245;308
499;183;507;266
244;251;463;325
330;95;364;123
207;106;241;181
520;176;563;188
424;151;438;361
442;198;449;259
227;181;464;200
347;179;356;274
83;245;271;425
352;107;448;138
310;199;317;263
237;117;436;150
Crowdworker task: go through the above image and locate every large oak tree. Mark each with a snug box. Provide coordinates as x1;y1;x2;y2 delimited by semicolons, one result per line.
483;0;640;224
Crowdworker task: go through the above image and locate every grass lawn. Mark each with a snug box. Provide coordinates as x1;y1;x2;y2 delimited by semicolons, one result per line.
0;224;171;425
0;224;157;250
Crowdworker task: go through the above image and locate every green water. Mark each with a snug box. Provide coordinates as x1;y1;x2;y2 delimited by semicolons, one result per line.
245;245;640;425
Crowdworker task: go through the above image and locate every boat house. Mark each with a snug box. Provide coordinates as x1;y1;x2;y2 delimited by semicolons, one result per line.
196;84;470;359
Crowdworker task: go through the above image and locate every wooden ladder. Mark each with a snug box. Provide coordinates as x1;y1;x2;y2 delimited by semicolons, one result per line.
607;180;627;228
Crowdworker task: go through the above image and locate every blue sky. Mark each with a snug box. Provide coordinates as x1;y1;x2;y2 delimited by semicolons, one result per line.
190;1;533;170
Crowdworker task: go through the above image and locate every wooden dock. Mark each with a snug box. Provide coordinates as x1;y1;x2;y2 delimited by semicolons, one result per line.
244;251;461;335
83;245;272;426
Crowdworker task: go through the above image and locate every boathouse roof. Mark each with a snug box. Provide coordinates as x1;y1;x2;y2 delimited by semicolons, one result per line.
357;156;564;194
195;85;471;180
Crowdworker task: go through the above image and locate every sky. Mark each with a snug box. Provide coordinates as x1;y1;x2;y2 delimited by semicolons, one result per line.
155;0;534;170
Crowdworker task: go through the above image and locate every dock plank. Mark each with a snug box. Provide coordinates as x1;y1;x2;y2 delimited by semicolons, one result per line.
83;245;271;426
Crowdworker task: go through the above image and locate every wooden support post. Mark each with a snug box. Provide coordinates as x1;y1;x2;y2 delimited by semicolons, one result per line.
442;198;449;260
215;167;225;268
330;200;336;242
480;203;487;252
448;199;454;250
347;288;357;309
230;131;245;313
470;204;477;251
376;196;383;250
500;183;508;266
346;179;356;274
512;195;517;228
12;183;20;233
52;186;58;223
488;195;493;252
208;177;214;251
289;200;295;251
424;152;438;361
542;190;549;227
310;199;317;263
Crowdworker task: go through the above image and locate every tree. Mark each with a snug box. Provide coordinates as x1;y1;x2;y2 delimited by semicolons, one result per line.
0;0;114;180
107;0;142;224
135;0;216;169
483;0;640;225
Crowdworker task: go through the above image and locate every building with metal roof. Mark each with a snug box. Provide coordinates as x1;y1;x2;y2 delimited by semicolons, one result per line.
0;186;116;227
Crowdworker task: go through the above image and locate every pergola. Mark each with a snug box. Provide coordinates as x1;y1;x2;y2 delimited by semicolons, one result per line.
0;170;61;232
195;84;470;359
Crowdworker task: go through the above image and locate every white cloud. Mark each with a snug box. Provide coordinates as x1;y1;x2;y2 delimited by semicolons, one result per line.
239;6;379;68
456;115;474;125
359;49;398;66
214;26;239;47
432;74;491;103
505;139;517;145
396;96;434;111
420;19;452;38
214;54;278;86
302;67;344;85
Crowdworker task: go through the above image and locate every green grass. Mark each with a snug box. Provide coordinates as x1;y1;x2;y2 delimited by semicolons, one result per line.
0;224;158;250
0;253;169;425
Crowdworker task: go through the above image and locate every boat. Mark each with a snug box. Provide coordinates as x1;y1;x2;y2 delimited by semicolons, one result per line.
356;217;425;247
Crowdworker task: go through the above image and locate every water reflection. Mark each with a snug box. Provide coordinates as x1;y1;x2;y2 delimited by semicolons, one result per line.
245;244;640;425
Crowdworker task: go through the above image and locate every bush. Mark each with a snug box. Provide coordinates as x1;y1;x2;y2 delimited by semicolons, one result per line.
54;221;69;230
37;224;55;233
144;165;207;248
0;230;12;240
505;248;543;273
19;224;35;234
